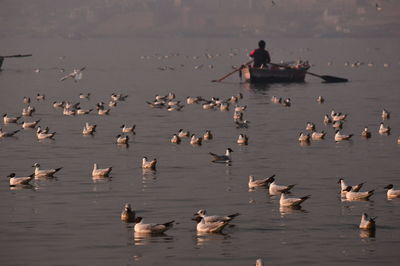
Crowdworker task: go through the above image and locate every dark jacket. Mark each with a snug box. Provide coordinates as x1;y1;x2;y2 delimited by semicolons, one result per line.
249;48;271;68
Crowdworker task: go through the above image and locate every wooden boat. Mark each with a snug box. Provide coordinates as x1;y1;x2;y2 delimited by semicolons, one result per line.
241;61;310;83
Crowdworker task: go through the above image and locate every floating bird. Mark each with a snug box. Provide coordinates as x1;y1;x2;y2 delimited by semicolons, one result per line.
311;131;326;140
280;193;310;207
316;96;324;103
76;108;93;115
298;132;310;142
248;174;275;188
194;209;240;223
209;148;233;163
120;203;135;223
359;213;376;230
306;122;315;131
255;258;264;266
60;66;86;82
22;107;34;116
0;128;20;138
323;114;332;124
334;130;353;141
190;134;202;145
186;96;202;104
82;123;96;135
342;186;374;200
361;127;371;139
21;119;40;129
237;133;249;145
3;114;21;124
170;134;181;144
37;130;56;140
332;121;343;129
195;217;229;234
378;122;390;135
233;111;243;121
23;96;31;104
116;134;129;145
338;178;365;194
178;129;190;138
32;163;62;178
92;163;112;177
167;100;181;106
167;105;184;112
8;173;34;186
203;130;213;140
37;126;49;134
36;93;45;101
235;120;250;129
134;217;174;235
121;124;136;134
111;93;128;102
108;101;117;108
282;98;291;107
142;157;157;170
331;111;347;121
219;102;230;111
269;177;296;195
97;108;110;115
271;96;282;104
63;107;76;116
381;109;390;120
384;184;400;199
234;105;247;112
53;101;65;108
79;93;90;99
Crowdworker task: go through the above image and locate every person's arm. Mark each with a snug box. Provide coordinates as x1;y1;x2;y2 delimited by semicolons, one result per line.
266;51;271;63
249;49;256;58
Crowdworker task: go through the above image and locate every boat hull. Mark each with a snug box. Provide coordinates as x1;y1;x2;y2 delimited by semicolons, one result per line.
241;65;309;83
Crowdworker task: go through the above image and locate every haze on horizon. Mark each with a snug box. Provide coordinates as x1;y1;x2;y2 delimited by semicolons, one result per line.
1;0;399;39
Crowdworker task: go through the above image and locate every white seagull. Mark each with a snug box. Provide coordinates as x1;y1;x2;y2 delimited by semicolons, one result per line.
194;209;239;223
120;203;135;223
248;174;275;188
209;148;233;163
92;163;112;177
134;217;174;235
384;184;400;199
338;178;365;194
33;163;62;177
269;177;296;195
342;186;374;201
195;217;229;234
60;66;86;82
8;173;35;186
142;157;157;170
280;193;310;207
359;213;376;230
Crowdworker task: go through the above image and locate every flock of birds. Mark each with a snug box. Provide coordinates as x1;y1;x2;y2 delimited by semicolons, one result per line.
3;79;400;263
3;50;399;265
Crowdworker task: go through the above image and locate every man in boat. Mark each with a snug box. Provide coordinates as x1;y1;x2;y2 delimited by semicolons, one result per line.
249;40;271;68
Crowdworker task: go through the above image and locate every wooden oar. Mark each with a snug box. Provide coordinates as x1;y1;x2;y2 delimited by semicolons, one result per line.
306;71;348;83
269;62;348;83
1;54;32;58
0;54;32;70
212;60;253;82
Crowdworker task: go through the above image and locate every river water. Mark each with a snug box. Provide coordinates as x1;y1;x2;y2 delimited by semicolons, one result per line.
0;37;399;265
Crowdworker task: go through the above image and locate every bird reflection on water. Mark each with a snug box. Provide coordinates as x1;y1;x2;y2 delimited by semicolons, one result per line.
133;233;174;246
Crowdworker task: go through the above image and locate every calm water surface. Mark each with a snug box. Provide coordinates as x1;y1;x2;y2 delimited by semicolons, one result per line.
0;37;400;265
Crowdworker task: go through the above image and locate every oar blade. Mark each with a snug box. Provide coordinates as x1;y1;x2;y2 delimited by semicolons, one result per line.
321;75;348;83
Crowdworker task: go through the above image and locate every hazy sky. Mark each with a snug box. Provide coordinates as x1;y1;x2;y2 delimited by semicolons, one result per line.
1;0;399;39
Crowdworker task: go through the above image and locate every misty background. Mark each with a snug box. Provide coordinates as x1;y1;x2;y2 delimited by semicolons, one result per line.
1;0;399;39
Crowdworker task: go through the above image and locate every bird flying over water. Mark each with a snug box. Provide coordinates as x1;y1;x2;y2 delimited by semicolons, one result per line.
60;67;86;82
